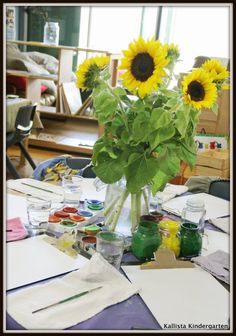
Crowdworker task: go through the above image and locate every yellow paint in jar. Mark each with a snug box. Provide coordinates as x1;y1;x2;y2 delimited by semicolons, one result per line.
159;219;180;257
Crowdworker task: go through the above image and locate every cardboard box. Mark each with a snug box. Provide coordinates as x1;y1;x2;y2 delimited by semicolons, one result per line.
183;149;230;179
196;149;229;170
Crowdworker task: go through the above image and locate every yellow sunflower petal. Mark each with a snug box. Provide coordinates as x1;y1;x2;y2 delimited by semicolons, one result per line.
182;68;217;110
118;37;168;98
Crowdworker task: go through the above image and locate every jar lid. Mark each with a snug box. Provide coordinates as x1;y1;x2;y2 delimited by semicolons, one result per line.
186;197;205;208
159;219;180;233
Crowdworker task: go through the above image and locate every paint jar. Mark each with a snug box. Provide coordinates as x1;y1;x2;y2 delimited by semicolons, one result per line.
179;222;202;258
159;219;180;257
131;220;161;261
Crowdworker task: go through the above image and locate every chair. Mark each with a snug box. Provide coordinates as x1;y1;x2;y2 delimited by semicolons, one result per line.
65;157;96;178
6;103;37;179
208;179;230;201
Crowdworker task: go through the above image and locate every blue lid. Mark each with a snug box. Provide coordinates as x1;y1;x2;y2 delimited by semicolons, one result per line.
78;210;93;217
87;199;103;205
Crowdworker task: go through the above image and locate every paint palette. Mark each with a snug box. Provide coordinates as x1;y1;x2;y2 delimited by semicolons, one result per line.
48;206;104;233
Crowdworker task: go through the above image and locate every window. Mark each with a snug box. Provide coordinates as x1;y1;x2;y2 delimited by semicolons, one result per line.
159;6;230;74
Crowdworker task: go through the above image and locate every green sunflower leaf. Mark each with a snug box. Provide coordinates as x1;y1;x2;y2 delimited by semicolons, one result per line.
148;125;175;150
150;108;172;129
113;87;127;96
132;111;151;142
125;153;159;193
151;170;171;195
92;85;118;123
211;102;219;114
93;152;125;184
175;105;190;137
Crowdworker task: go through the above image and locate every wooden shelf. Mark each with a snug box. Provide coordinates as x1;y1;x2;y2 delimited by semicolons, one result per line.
7;40;120;154
6;69;58;82
37;105;98;121
7;40;111;55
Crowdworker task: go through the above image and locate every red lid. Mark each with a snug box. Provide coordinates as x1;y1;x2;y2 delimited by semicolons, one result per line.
69;214;85;222
82;236;97;244
54;210;70;218
48;214;61;223
63;207;78;213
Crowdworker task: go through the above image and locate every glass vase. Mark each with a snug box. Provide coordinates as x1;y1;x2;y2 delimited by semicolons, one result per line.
103;177;150;236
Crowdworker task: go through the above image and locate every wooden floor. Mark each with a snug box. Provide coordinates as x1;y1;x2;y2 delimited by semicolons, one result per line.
6;145;90;180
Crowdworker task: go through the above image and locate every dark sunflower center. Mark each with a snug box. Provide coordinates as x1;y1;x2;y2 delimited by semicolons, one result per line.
187;80;205;101
131;52;155;82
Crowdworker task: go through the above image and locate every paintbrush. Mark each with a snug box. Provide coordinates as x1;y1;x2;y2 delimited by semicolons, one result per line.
21;182;63;196
32;286;102;314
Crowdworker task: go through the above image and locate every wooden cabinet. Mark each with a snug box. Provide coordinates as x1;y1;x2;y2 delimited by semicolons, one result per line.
6;40;119;155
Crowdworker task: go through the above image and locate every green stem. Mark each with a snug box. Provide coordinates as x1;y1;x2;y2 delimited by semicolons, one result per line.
168;101;182;114
110;189;130;231
103;194;120;217
105;208;116;227
142;188;149;214
131;193;137;233
136;191;141;226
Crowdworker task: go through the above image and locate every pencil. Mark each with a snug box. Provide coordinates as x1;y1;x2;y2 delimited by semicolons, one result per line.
32;286;102;314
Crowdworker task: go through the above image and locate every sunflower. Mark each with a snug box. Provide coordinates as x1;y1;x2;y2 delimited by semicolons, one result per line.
163;43;180;65
182;68;217;110
76;55;110;90
118;37;169;98
201;59;229;81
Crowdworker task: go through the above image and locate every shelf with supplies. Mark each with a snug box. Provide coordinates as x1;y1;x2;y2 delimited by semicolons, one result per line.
6;40;120;154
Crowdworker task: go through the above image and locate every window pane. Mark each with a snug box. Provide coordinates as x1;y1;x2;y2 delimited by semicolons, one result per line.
159;6;230;73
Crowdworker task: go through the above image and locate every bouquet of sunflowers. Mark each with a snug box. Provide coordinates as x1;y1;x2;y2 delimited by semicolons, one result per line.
76;37;229;231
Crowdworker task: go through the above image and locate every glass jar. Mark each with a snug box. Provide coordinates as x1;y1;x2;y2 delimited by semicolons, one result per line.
159;219;180;257
179;222;202;258
43;22;60;45
131;220;161;261
181;196;206;234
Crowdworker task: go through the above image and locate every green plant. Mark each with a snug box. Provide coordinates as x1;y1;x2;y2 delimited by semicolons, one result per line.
76;37;229;231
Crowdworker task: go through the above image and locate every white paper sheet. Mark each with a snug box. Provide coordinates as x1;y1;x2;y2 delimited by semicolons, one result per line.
202;229;230;256
162;193;230;220
122;266;230;329
6;235;88;290
7;178;64;202
208;217;230;234
6;194;28;223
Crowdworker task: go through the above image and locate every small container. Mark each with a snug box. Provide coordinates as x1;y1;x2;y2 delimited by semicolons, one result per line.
159;219;180;257
149;210;164;221
179;222;202;258
43;22;60;45
131;220;161;261
181;196;206;234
